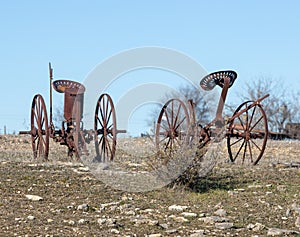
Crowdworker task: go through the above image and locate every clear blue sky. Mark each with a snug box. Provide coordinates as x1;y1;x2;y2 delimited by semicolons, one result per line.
1;1;300;135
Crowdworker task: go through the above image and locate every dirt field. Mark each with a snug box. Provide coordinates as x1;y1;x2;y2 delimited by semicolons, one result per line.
0;135;299;236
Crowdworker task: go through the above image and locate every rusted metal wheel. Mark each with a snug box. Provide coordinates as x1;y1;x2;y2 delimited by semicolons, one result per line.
94;93;117;162
227;101;268;165
31;94;49;160
155;98;190;155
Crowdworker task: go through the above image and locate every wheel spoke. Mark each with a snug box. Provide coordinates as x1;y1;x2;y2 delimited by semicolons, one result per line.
233;139;245;161
248;106;257;128
249;116;263;132
230;137;244;147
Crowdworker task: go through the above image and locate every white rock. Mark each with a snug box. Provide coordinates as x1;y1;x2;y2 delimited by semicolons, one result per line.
291;203;300;215
215;222;234;230
97;218;106;225
168;204;188;212
168;214;189;222
199;216;229;224
148;234;162;237
267;228;300;236
214;209;227;217
247;222;265;231
78;219;89;224
27;215;35;220
190;230;205;237
63;219;75;225
110;228;120;234
25;194;43;201
181;212;197;218
77;203;89;211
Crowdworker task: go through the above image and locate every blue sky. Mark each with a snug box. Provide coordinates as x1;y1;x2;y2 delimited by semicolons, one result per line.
1;1;300;135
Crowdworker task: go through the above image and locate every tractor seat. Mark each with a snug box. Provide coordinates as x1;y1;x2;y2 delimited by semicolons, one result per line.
200;70;237;91
53;80;86;94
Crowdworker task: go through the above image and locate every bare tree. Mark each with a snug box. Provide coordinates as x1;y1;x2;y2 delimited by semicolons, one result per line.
147;84;217;135
52;105;64;128
234;76;298;133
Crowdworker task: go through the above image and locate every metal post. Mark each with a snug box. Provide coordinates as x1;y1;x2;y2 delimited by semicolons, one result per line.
215;77;230;125
49;63;53;126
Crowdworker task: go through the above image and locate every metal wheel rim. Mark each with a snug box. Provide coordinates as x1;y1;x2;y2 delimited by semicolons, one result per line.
94;93;117;161
31;94;49;160
155;98;190;155
227;101;268;165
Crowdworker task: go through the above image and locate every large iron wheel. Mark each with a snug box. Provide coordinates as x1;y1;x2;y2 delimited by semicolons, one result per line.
94;93;117;162
31;94;49;160
155;98;190;156
227;101;268;165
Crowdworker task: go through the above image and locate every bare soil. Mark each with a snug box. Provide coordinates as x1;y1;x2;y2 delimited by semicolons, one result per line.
0;135;299;236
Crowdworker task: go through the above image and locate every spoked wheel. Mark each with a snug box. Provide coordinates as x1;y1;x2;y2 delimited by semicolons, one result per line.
31;94;49;160
227;101;268;165
155;98;190;156
94;93;117;162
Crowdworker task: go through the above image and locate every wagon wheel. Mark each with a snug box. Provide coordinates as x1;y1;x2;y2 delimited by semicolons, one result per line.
227;101;268;165
94;93;117;162
31;94;49;160
155;98;190;156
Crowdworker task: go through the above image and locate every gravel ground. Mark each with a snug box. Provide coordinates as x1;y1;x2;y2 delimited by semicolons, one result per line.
0;135;299;236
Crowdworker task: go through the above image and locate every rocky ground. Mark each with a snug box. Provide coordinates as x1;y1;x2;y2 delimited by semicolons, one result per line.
0;135;299;236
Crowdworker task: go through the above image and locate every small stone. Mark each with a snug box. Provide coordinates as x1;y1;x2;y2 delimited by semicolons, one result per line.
124;210;135;215
165;229;178;234
47;219;54;223
25;194;43;201
215;222;234;230
276;185;287;192
214;209;227;217
248;184;263;189
148;234;162;237
199;216;229;224
77;203;89;211
247;222;265;231
97;218;106;225
227;191;239;196
190;230;205;237
63;219;75;225
78;219;89;224
291;203;300;215
181;212;197;218
267;228;300;236
168;205;188;212
159;223;168;229
174;216;189;222
78;166;89;172
295;217;300;228
110;228;120;234
27;215;35;220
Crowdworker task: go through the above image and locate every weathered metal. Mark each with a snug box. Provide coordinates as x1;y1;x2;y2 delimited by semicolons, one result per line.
19;63;126;161
155;70;270;165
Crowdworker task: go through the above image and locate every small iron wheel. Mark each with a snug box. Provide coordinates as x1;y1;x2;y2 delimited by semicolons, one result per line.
227;101;268;165
31;94;50;160
94;93;117;162
155;98;190;156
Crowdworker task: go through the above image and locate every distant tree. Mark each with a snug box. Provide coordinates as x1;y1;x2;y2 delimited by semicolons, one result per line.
149;84;217;132
233;76;299;133
170;84;216;125
52;105;64;128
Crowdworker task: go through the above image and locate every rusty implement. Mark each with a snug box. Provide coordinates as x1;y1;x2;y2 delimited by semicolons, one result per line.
20;63;126;161
155;70;270;165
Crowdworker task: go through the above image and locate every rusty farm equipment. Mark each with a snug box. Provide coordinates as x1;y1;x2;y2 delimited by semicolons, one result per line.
155;70;269;165
19;63;126;161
